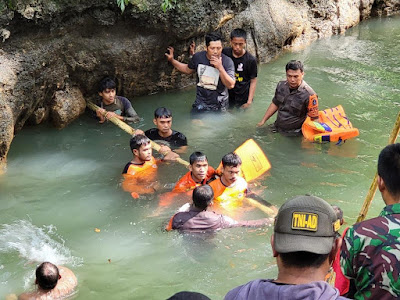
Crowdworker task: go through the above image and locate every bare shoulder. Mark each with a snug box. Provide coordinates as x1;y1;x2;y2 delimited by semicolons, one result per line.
17;292;32;300
18;291;40;300
57;266;78;290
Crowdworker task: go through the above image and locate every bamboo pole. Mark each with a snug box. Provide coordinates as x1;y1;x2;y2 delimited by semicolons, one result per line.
88;101;276;215
356;111;400;223
86;101;189;167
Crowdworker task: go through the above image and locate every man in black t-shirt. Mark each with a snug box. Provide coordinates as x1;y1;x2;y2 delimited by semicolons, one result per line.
222;28;258;109
136;107;187;152
165;32;235;113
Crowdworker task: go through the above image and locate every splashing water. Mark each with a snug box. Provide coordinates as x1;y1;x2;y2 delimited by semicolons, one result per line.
0;220;83;267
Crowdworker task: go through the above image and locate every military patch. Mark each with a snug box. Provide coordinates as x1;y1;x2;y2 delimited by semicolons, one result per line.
333;219;341;232
292;212;318;231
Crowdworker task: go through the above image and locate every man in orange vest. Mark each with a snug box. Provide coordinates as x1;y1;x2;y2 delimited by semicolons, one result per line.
122;134;177;196
158;151;217;208
209;152;276;213
173;152;216;193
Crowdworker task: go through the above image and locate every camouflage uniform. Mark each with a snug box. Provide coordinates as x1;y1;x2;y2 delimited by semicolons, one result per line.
340;203;400;299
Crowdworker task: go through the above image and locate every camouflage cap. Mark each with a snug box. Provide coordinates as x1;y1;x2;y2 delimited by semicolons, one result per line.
274;195;340;254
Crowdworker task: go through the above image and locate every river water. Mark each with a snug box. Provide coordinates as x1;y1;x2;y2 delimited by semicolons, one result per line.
1;16;399;299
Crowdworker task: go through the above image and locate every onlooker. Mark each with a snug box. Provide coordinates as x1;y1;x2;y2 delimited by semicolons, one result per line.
96;77;140;123
222;28;258;109
341;143;400;299
165;32;235;113
144;107;187;151
18;262;77;300
225;195;347;300
257;60;318;135
166;185;273;232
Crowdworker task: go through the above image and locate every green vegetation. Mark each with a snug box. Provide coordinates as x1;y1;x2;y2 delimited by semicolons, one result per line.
161;0;180;12
6;0;17;10
116;0;180;13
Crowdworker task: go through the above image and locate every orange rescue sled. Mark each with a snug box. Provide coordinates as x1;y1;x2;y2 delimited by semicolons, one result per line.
302;105;359;143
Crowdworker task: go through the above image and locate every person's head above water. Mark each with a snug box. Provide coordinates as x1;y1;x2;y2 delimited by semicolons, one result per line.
192;185;214;211
221;152;242;186
230;28;247;57
205;32;223;60
153;107;173;137
285;60;304;90
98;77;117;105
221;152;242;168
189;152;209;183
205;32;223;47
130;134;152;162
35;262;60;290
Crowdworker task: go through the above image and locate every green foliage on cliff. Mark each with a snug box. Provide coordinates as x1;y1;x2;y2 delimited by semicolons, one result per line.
116;0;179;13
5;0;17;10
161;0;180;12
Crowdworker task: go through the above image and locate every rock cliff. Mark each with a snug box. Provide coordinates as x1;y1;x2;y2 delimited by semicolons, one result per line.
0;0;399;170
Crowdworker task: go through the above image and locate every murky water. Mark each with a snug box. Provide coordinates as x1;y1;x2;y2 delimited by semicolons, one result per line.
1;16;400;299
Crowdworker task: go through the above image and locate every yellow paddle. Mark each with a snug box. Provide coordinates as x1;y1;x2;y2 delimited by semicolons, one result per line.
86;101;190;167
216;139;275;215
356;111;400;223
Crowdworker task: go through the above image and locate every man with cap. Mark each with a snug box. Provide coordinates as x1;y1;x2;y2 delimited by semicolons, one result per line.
225;195;349;300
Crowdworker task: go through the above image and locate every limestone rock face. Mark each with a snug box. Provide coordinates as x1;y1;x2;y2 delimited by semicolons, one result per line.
0;97;13;173
0;0;399;165
50;86;86;129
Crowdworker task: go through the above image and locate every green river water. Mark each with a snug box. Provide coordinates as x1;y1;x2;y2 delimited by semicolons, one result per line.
1;16;400;299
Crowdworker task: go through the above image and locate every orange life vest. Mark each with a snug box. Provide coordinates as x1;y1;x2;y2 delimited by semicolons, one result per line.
122;157;158;195
209;177;248;209
173;166;216;193
302;105;359;143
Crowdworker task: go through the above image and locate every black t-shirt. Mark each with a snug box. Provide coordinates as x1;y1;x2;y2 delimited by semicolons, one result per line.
145;128;187;148
188;51;235;111
222;48;257;105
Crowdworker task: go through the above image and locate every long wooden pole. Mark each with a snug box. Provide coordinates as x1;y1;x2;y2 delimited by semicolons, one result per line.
356;111;400;223
88;101;276;215
86;101;189;167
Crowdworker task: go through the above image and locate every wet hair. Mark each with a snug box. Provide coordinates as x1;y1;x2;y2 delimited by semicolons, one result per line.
193;185;214;210
221;152;242;168
205;32;222;47
98;77;116;93
230;28;247;40
280;251;330;269
378;143;400;197
36;262;59;290
167;291;211;300
189;152;208;165
285;60;304;72
154;107;172;119
130;134;151;151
